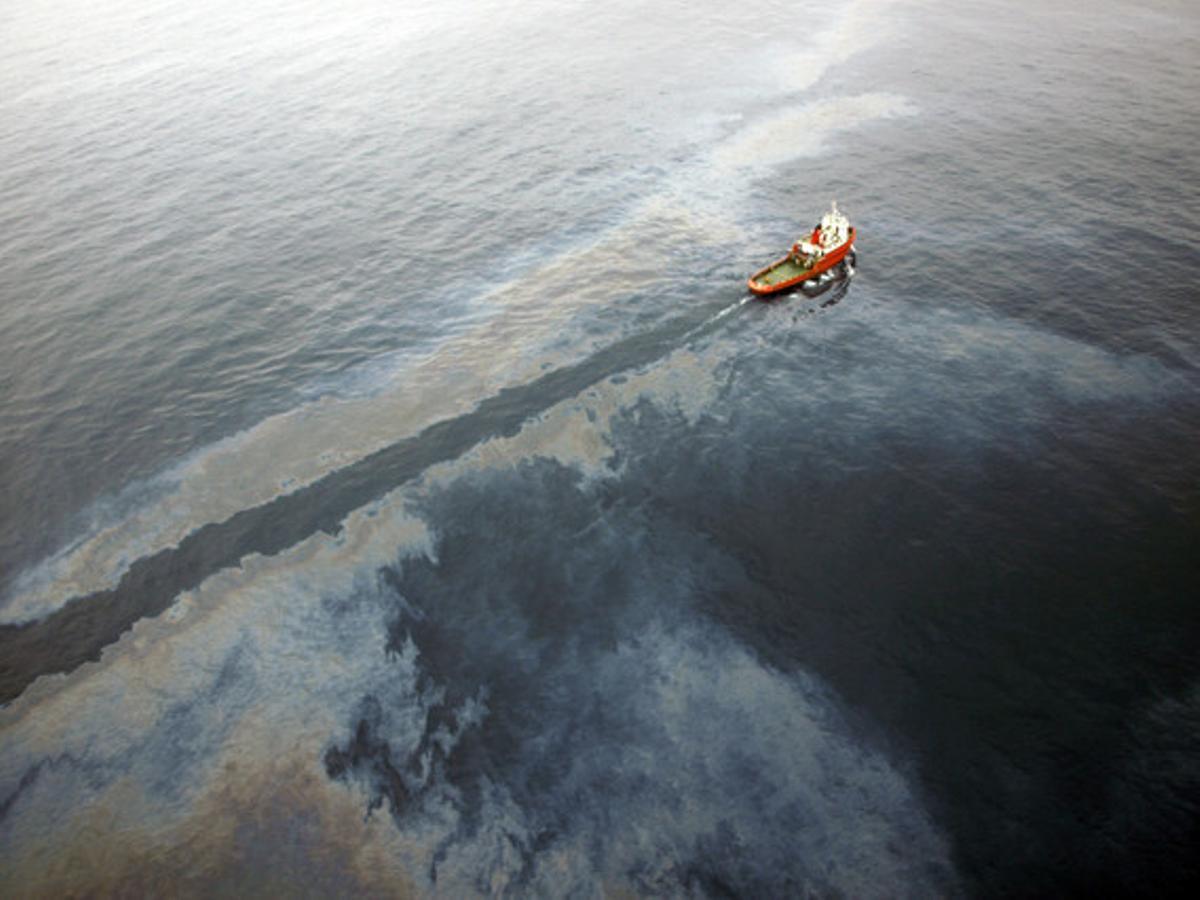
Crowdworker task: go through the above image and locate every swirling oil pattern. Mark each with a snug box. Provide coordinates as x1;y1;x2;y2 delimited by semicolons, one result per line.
2;0;1198;895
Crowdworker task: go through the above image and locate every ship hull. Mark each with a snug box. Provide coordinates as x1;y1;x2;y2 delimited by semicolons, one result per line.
747;227;856;297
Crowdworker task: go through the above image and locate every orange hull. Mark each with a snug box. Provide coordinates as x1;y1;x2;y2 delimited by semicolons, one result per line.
748;227;856;297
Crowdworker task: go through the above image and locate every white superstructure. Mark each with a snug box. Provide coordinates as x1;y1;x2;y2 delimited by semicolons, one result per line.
818;200;850;249
796;201;850;259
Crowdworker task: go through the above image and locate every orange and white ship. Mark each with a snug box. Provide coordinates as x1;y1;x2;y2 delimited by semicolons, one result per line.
748;201;856;297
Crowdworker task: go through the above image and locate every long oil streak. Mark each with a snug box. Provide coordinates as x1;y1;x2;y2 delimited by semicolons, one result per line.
0;297;752;703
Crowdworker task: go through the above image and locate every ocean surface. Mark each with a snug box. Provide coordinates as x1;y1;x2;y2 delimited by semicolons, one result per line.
2;0;1199;895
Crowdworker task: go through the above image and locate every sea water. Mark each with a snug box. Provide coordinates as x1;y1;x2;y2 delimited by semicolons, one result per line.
2;0;1198;894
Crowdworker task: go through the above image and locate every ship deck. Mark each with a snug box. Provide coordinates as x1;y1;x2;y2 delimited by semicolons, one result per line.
754;257;810;287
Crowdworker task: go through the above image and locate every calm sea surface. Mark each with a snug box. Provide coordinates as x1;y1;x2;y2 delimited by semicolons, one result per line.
2;0;1199;895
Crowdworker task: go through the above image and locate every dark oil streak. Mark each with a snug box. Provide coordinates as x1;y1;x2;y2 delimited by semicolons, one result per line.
0;293;762;704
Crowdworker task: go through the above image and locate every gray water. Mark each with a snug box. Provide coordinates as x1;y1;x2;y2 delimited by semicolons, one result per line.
2;0;1199;895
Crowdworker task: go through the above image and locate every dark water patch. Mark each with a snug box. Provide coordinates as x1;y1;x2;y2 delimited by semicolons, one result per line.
326;462;671;886
1099;687;1200;896
589;373;1200;894
324;695;415;818
326;453;955;894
